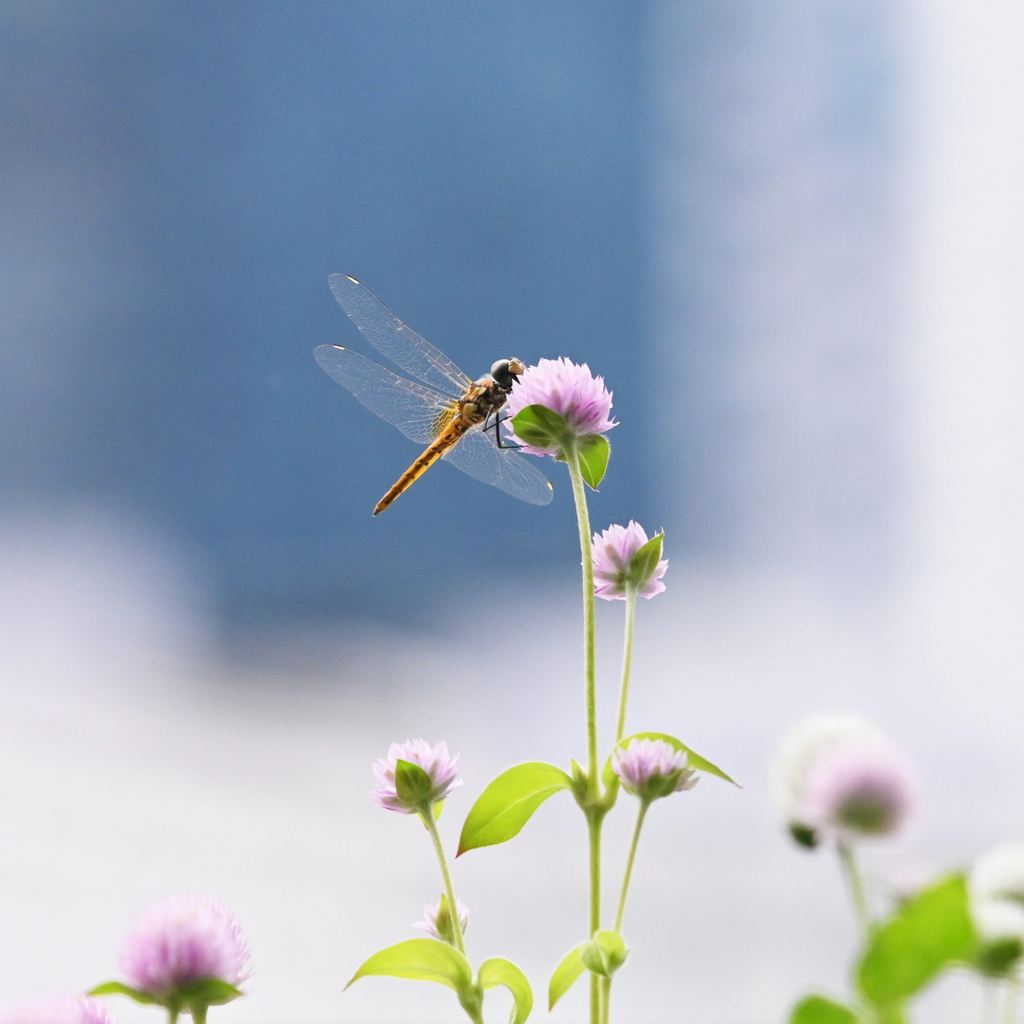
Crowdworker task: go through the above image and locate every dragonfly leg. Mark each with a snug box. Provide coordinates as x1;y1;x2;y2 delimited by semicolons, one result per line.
485;413;523;450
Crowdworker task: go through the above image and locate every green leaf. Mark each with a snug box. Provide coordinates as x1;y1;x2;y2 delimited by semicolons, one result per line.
789;994;857;1024
577;435;610;489
395;759;435;806
628;532;663;583
548;945;587;1010
611;732;739;787
579;930;628;978
177;979;244;1008
457;762;572;855
478;958;533;1024
510;405;568;449
87;982;159;1006
346;938;474;996
857;873;976;1007
973;936;1024;977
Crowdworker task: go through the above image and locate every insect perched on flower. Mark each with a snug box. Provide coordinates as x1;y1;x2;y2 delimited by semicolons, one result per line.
315;275;553;514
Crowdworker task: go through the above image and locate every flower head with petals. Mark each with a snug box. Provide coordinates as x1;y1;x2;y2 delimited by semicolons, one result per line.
771;713;880;842
120;893;251;997
592;521;668;600
0;996;115;1024
612;738;698;802
800;737;915;840
369;739;462;814
505;357;616;457
413;897;470;946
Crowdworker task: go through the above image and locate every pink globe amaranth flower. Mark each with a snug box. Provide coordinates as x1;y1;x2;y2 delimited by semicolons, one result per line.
0;995;115;1024
412;897;470;945
369;738;462;814
120;893;251;997
0;996;113;1024
611;738;698;801
592;521;668;600
800;737;916;839
505;357;617;456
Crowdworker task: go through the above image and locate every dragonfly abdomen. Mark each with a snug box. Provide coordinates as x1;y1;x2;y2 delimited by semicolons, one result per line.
372;418;472;516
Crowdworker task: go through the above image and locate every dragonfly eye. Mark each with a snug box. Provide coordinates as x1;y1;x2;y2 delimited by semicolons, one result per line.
491;358;523;390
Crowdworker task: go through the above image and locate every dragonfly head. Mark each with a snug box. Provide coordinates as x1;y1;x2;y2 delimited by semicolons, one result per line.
491;358;525;392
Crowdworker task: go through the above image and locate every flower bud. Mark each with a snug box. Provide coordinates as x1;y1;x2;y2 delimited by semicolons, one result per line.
592;522;667;600
611;738;698;802
0;996;114;1024
413;895;469;947
369;739;462;814
505;357;616;457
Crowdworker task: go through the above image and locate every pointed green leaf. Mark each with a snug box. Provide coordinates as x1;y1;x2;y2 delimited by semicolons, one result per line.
611;732;739;786
789;994;857;1024
577;435;610;489
347;938;474;996
548;945;587;1010
628;533;663;583
178;979;244;1008
478;957;533;1024
857;873;975;1006
458;762;572;855
395;759;435;806
511;405;569;449
87;982;159;1006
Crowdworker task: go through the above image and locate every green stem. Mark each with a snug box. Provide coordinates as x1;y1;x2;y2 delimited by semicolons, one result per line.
1004;975;1021;1024
600;975;611;1024
614;588;637;742
168;1012;179;1024
615;800;649;932
567;450;602;1024
587;809;604;1024
567;449;598;788
190;1009;206;1024
838;840;870;936
422;809;466;955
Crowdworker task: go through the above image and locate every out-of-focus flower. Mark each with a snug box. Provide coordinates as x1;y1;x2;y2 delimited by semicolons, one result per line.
413;896;469;946
611;738;698;802
971;843;1024;940
0;996;114;1024
369;739;462;814
120;894;251;997
592;521;668;600
800;737;915;839
505;357;616;456
771;713;879;844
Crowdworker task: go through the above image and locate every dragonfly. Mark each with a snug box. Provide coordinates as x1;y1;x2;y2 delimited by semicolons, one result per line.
315;274;554;515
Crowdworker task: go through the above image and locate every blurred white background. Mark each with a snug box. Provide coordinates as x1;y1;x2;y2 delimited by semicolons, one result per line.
2;1;1023;1022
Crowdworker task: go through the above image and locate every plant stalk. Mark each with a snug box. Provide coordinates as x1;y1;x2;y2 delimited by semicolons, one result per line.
614;588;637;742
838;840;870;936
423;809;466;955
567;448;601;1024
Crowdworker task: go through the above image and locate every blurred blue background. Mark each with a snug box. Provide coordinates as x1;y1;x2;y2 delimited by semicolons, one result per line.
1;0;654;627
3;3;1023;1021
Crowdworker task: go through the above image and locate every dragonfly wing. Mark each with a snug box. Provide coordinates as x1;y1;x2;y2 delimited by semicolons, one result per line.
314;345;454;445
329;274;474;397
442;422;554;506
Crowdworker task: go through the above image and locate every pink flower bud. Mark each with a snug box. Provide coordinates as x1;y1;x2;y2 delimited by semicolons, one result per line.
0;996;114;1024
592;521;668;600
120;894;251;997
611;738;698;801
505;357;616;456
369;739;462;814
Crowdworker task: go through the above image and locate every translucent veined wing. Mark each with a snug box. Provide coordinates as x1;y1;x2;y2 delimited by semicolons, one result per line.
313;344;455;445
442;422;554;506
328;274;474;398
